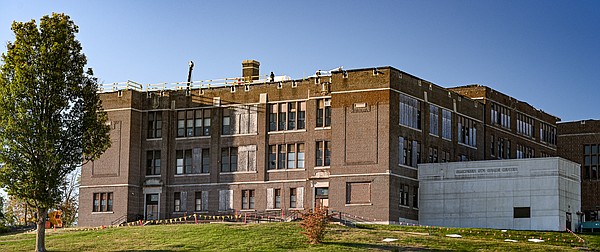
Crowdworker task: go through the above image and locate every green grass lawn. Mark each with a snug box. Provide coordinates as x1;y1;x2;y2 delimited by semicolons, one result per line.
0;222;598;251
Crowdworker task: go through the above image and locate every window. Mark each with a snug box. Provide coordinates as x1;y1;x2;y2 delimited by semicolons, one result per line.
399;93;421;129
498;137;505;159
516;144;535;159
177;109;210;137
242;189;255;209
174;192;181;212
491;103;510;128
540;123;557;145
316;98;331;127
584;144;599;180
457;115;477;148
514;207;531;218
269;143;305;170
220;145;257;172
290;188;297;208
428;147;438;163
274;189;281;209
517;113;534;138
176;150;192;174
222;105;258;135
399;137;418;167
93;192;114;212
441;151;450;162
146;150;161;175
202;149;210;173
346;182;371;204
269;101;306;131
399;184;409;207
412;186;419;209
442;109;452;139
148;111;162;139
429;104;439;135
221;147;238;172
316;141;331;167
491;135;495;156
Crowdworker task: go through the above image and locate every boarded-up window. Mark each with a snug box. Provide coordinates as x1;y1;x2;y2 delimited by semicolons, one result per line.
219;190;233;211
237;145;257;172
224;105;258;135
346;182;371;204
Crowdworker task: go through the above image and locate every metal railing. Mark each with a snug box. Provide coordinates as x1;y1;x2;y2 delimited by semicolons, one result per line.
98;74;295;93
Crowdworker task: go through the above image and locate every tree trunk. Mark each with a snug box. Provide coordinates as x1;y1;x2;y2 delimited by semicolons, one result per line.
35;207;47;252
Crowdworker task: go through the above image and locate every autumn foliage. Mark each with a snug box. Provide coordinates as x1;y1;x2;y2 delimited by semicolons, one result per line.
299;207;329;244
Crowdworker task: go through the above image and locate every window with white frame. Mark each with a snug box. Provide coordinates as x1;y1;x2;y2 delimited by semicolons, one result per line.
540;123;556;145
491;102;510;129
517;113;534;138
268;143;305;170
429;104;439;135
399;93;421;129
457;115;477;148
442;109;452;139
177;109;211;137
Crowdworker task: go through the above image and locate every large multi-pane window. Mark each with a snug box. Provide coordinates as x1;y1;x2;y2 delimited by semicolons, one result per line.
316;98;331;128
220;145;257;172
146;150;161;175
93;192;113;212
147;111;162;139
242;190;255;209
540;123;557;145
269;101;306;131
268;143;304;170
490;103;510;128
457;115;477;148
175;149;209;174
222;105;258;135
399;184;409;207
399;94;421;129
442;109;452;140
584;144;600;180
316;141;331;167
177;109;211;137
176;150;192;174
429;104;439;136
517;113;534;138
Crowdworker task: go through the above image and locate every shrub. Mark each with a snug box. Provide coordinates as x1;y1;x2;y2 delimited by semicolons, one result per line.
299;207;329;244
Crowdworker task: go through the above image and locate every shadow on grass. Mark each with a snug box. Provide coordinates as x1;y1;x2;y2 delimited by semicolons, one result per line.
323;241;446;251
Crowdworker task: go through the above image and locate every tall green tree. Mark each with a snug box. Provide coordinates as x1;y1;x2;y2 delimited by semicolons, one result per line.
0;13;110;252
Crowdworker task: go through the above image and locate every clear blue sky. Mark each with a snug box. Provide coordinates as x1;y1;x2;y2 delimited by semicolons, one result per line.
1;0;598;121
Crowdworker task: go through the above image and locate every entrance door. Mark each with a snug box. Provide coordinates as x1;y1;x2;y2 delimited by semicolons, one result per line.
146;194;159;220
315;187;329;208
566;212;572;231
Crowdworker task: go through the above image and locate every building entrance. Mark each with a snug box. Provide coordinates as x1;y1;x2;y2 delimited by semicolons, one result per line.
146;194;159;220
315;187;329;208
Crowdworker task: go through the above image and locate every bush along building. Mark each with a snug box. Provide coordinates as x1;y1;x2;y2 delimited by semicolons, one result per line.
79;60;560;227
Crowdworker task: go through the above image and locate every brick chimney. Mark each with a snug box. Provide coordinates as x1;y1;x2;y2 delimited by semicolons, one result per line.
242;60;260;81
